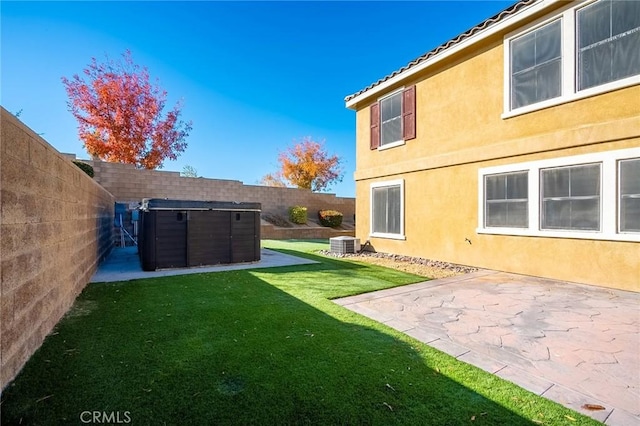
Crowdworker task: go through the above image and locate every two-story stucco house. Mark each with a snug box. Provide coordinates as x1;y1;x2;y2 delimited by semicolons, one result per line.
345;0;639;292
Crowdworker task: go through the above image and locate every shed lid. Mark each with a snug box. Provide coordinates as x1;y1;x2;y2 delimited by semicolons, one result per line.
140;198;261;211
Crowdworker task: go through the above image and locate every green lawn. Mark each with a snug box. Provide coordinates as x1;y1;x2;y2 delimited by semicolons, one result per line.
1;240;597;425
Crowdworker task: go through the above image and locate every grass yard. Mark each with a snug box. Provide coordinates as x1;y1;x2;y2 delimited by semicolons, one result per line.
1;240;597;425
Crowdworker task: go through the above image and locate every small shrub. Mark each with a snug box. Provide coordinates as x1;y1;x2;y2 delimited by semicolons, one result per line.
288;206;307;224
73;161;94;178
318;209;343;227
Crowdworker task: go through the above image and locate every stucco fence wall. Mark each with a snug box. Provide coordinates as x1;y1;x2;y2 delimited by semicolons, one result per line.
0;108;115;390
80;159;356;236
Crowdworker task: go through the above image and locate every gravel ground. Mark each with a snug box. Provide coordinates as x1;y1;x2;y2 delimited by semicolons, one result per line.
320;250;478;279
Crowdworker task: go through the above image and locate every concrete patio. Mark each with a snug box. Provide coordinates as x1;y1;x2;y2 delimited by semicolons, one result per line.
91;246;318;283
335;270;640;425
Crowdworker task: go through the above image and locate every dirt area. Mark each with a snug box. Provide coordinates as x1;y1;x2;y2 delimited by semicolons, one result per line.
321;251;478;279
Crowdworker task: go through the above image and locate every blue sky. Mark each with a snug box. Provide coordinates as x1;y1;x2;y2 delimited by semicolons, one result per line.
1;1;513;197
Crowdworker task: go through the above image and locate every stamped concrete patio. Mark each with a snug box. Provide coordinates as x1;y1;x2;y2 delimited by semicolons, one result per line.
335;270;639;425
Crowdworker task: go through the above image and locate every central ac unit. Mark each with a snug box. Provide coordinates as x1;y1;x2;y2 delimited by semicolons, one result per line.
330;236;361;254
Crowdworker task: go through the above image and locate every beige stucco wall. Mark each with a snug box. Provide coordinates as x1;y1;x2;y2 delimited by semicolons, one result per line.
357;139;640;291
1;108;115;389
82;160;355;224
355;43;640;181
352;3;640;291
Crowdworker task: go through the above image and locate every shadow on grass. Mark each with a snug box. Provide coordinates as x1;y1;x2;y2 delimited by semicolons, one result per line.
266;247;370;272
0;266;593;425
262;246;427;300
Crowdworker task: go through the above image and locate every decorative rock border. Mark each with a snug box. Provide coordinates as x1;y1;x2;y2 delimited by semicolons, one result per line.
320;250;478;275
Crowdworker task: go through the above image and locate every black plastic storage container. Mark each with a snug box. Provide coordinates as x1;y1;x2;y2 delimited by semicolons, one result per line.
138;199;261;271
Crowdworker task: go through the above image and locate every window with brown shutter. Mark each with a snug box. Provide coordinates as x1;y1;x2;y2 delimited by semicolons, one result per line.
370;84;416;150
370;102;380;150
402;86;416;140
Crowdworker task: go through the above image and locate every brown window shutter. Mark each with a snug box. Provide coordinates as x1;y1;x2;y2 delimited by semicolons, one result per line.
370;102;380;150
402;85;416;140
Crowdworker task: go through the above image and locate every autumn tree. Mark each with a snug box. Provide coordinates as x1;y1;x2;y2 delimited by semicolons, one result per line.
261;137;343;192
259;171;287;187
62;50;192;169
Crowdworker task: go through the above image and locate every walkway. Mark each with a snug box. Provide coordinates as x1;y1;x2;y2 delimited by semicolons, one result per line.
335;271;639;425
91;246;318;283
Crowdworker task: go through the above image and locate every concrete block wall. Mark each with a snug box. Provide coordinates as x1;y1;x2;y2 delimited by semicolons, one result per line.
0;108;114;389
261;222;355;240
83;160;355;223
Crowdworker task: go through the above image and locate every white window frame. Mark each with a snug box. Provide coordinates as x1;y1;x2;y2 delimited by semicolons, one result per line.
377;88;405;151
370;179;406;240
618;158;640;234
477;147;640;242
509;18;564;111
540;163;602;231
484;171;529;229
503;0;640;118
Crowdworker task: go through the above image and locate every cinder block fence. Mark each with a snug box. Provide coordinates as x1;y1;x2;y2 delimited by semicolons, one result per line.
1;107;114;389
82;159;355;222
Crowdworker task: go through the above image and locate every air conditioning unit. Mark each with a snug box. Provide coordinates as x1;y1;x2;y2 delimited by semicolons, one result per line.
330;236;361;254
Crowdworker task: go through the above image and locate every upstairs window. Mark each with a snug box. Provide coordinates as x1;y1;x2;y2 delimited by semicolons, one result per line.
504;0;640;116
510;20;562;109
577;0;640;91
380;92;403;146
370;86;416;150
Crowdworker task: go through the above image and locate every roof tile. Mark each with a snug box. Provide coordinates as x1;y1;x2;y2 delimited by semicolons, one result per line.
344;0;538;103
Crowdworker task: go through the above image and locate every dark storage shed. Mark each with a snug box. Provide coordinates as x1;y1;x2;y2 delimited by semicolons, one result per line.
138;199;261;271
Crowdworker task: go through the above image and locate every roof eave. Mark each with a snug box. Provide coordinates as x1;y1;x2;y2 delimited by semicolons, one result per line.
345;0;558;110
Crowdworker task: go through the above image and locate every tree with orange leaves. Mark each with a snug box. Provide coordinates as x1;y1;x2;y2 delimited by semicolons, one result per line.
62;51;192;169
261;137;343;192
